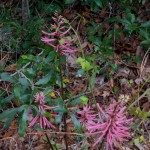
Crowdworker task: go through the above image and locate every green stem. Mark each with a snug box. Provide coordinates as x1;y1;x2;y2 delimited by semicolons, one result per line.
127;75;150;110
58;52;68;150
45;133;55;150
67;22;96;103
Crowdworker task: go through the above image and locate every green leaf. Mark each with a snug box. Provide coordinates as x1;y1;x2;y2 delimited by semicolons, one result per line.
0;108;18;121
21;54;35;61
76;69;85;77
139;29;149;39
116;18;130;25
13;84;21;99
140;110;149;119
94;0;102;8
35;73;51;85
67;97;81;106
77;57;84;63
1;94;14;104
4;113;16;129
77;57;92;71
59;39;65;45
0;73;16;83
141;39;150;45
45;51;56;63
18;106;30;137
141;21;150;28
18;78;30;87
64;0;75;5
139;135;145;142
70;113;82;132
82;61;91;71
54;106;68;113
134;138;140;144
80;96;88;105
55;112;63;124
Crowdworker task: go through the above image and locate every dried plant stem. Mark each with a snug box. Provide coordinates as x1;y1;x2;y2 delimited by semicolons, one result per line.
58;52;68;150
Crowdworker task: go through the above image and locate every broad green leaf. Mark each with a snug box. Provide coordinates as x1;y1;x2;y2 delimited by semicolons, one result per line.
35;73;51;85
18;78;30;87
45;51;56;63
77;57;84;63
1;94;14;104
0;108;18;121
59;39;65;45
0;73;16;83
76;69;85;77
134;138;140;145
13;84;21;99
80;96;88;104
141;21;150;28
140;110;149;119
94;0;102;8
70;113;82;132
21;54;35;61
141;39;150;45
116;18;130;25
81;61;91;71
44;87;53;95
54;106;68;113
18;117;27;137
67;97;81;106
55;112;63;124
139;29;149;39
4;113;16;129
18;106;30;137
64;0;75;5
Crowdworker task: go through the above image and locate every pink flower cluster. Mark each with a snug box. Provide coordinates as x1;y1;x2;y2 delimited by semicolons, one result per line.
29;92;56;129
41;15;77;55
78;102;133;150
77;105;97;125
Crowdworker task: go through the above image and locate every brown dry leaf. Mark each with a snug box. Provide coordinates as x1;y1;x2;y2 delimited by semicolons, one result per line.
109;77;114;87
34;144;48;150
67;55;77;67
0;3;4;8
5;63;17;72
3;130;15;138
67;122;74;132
9;121;18;130
0;23;3;28
87;42;94;51
0;59;6;67
13;98;20;106
81;41;88;49
0;54;9;67
102;91;110;99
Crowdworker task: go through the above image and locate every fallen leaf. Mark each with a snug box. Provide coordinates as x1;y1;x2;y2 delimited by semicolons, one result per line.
102;91;110;99
5;63;17;72
110;77;114;87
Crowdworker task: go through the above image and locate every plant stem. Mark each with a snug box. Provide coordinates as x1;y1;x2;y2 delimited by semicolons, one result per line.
67;22;96;103
45;133;55;150
58;52;68;150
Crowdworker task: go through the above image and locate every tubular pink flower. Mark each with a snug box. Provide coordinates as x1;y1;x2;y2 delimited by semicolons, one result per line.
86;102;133;150
77;105;97;126
60;27;71;36
42;30;56;36
28;115;39;127
41;15;77;55
41;37;56;43
28;92;57;129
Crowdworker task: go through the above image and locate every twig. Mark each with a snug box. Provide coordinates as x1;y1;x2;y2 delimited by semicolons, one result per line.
27;131;86;137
